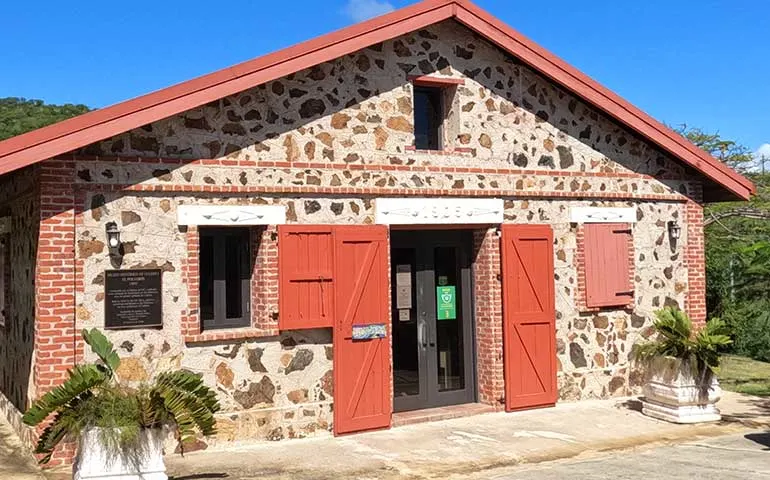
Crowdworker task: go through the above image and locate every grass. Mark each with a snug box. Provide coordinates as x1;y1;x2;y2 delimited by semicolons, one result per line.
718;355;770;397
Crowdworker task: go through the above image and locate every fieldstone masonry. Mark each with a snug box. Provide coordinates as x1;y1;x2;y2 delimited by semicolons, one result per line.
0;20;710;462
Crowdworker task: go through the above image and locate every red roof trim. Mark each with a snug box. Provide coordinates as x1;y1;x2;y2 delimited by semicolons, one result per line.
0;0;754;200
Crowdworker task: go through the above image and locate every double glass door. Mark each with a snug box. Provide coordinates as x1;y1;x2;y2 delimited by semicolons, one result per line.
391;230;476;412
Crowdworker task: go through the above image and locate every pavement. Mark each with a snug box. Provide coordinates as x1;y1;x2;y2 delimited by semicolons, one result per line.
163;391;770;480
0;414;45;480
471;432;770;479
4;390;767;479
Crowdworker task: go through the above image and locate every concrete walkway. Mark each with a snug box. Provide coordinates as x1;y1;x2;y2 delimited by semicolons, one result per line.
468;432;770;479
164;391;770;480
8;391;767;479
0;415;44;480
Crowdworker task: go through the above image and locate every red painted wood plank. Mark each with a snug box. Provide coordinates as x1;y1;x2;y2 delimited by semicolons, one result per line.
501;224;557;411
333;225;391;435
584;224;632;308
278;225;335;330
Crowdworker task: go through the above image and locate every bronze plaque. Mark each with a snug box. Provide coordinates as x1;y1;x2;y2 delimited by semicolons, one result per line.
105;269;162;329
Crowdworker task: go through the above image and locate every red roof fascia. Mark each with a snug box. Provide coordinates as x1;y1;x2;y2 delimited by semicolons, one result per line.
0;0;456;174
453;1;754;200
0;0;754;200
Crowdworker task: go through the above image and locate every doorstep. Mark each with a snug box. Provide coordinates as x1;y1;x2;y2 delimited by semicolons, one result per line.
392;402;496;427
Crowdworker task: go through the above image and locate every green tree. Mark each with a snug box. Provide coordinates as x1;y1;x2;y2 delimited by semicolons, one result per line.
677;124;755;172
0;97;91;141
679;126;770;361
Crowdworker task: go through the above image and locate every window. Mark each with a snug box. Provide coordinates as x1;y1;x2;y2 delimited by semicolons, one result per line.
413;86;444;150
199;228;251;330
583;223;633;308
0;235;6;328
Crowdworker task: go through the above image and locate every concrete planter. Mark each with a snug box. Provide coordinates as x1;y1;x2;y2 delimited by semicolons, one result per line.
641;356;722;424
73;428;167;480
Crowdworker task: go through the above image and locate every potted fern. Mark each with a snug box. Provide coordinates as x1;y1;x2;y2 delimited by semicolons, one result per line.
22;329;220;479
632;307;731;424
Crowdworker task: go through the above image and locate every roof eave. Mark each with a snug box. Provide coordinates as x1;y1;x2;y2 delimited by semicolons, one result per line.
0;0;755;202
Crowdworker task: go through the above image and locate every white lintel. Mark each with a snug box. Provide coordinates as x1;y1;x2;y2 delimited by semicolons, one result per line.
177;205;286;226
375;198;504;225
570;207;637;223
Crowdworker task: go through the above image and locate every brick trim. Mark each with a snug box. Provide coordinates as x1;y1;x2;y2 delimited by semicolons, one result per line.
69;182;688;203
62;154;696;181
575;224;635;313
685;200;706;328
403;146;474;156
473;228;505;410
35;159;78;467
182;225;279;343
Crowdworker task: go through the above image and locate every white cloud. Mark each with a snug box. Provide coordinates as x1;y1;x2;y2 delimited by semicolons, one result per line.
343;0;396;23
755;143;770;160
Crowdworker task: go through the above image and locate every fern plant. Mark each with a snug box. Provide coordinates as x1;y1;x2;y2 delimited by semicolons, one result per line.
632;307;732;374
22;328;220;464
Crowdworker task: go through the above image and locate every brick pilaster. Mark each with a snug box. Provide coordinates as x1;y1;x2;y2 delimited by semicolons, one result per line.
473;228;504;409
35;159;78;467
685;199;706;328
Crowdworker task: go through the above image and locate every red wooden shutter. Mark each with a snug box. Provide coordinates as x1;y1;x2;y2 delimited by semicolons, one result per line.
278;226;334;330
584;223;633;308
501;224;557;411
333;225;391;435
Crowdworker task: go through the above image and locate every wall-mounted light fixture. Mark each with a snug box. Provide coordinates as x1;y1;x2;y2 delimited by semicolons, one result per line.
105;222;122;264
668;221;682;241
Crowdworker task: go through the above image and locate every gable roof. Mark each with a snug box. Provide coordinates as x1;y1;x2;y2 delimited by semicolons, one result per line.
0;0;754;201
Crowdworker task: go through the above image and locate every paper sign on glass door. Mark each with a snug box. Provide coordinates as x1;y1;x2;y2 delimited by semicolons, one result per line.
396;264;412;310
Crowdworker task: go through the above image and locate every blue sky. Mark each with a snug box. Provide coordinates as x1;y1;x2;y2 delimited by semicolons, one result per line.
2;0;767;158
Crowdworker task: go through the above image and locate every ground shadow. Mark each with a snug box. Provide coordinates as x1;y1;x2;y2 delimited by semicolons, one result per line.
744;432;770;451
721;395;770;427
616;398;644;413
169;474;229;480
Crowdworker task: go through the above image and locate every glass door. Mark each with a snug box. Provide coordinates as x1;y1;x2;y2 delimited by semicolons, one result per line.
392;230;476;412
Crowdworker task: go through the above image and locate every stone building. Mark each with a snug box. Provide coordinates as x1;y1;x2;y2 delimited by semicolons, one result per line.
0;0;753;465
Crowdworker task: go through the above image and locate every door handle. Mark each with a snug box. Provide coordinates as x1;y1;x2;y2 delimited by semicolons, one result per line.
418;319;428;348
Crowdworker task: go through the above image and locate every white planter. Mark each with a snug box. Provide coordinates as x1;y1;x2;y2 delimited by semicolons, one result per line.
73;428;167;480
641;356;722;424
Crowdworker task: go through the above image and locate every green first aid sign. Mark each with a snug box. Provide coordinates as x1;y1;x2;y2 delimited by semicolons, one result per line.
436;286;457;321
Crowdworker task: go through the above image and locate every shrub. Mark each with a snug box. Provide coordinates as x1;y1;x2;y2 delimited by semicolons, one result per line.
632;307;732;373
22;328;220;464
725;301;770;363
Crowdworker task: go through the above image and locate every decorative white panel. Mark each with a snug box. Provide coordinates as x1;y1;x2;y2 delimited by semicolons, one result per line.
177;205;286;226
570;207;637;223
375;198;504;225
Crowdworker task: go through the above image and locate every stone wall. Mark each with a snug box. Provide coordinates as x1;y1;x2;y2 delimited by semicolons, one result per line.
82;21;697;196
0;166;39;447
25;19;710;453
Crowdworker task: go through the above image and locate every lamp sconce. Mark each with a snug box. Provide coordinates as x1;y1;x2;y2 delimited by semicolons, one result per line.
668;221;682;241
105;222;123;266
